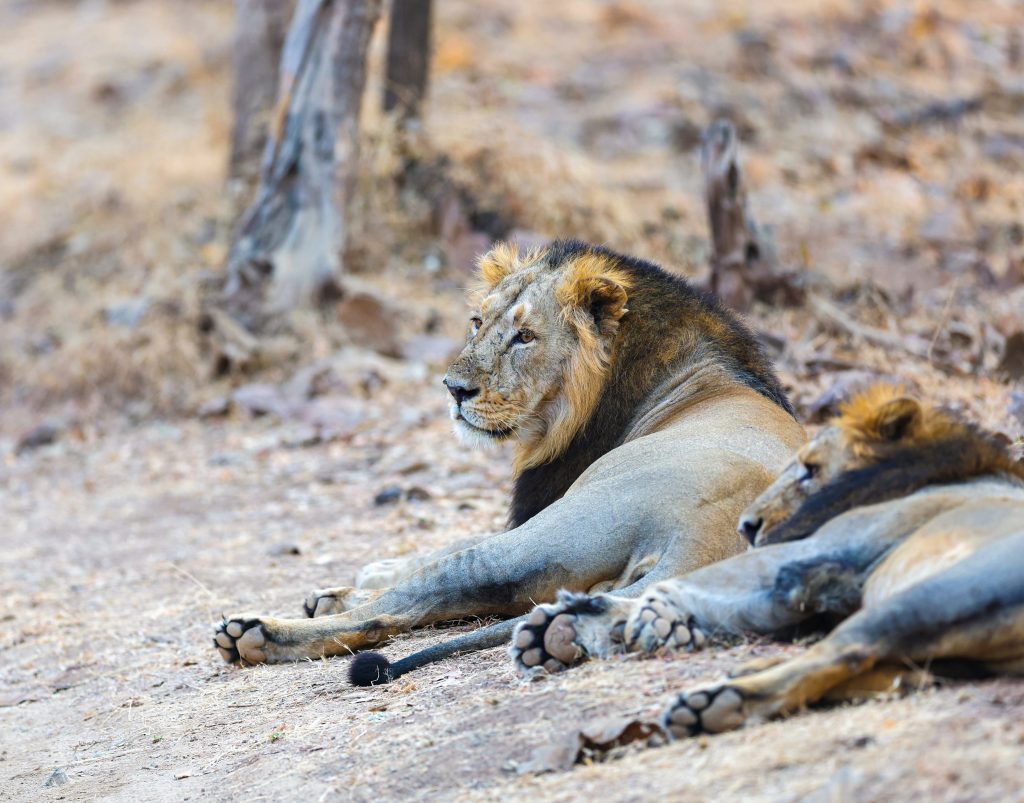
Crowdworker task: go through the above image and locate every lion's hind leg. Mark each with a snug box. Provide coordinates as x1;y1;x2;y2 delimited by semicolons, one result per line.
664;532;1024;737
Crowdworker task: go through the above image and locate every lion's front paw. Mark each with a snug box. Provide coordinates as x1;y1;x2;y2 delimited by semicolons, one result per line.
213;616;269;665
624;587;705;655
663;684;747;738
510;591;629;677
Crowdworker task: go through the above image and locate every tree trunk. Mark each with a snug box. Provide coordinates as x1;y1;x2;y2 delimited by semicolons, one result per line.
222;0;382;332
228;0;294;202
702;118;802;311
383;0;432;122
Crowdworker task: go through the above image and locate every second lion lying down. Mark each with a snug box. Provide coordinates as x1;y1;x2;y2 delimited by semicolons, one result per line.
514;385;1024;735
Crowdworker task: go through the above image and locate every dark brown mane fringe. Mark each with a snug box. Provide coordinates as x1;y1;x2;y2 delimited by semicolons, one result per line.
509;240;793;528
768;416;1024;545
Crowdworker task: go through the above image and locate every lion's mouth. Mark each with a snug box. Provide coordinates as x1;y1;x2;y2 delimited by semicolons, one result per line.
455;413;516;440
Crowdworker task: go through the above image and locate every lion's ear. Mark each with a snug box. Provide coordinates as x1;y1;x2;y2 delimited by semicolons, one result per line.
477;242;520;289
557;255;631;337
873;397;921;441
578;275;629;336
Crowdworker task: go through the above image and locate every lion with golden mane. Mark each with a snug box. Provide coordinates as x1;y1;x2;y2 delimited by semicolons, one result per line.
212;240;805;672
511;386;1024;736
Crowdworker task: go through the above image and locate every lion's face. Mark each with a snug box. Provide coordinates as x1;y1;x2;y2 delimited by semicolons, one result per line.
738;387;923;546
737;426;856;545
443;242;630;472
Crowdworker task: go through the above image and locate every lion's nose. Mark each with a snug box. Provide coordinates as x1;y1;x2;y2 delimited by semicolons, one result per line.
443;376;480;405
738;515;763;545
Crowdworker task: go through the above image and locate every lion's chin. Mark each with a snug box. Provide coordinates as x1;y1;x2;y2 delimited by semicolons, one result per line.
452;415;516;449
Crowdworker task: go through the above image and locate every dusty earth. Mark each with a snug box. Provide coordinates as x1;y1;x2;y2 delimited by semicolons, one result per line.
4;362;1024;802
2;0;1024;800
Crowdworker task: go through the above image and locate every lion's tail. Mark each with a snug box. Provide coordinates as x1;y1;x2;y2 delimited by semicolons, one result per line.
347;616;524;686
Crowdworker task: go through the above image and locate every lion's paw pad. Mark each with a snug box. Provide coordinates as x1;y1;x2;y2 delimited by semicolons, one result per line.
213;617;268;665
509;606;583;675
663;686;746;737
624;596;705;655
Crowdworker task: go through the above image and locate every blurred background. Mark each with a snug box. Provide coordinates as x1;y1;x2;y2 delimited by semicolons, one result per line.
1;0;1022;447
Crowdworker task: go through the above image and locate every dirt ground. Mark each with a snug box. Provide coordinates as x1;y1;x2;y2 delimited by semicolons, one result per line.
2;0;1024;800
4;370;1024;802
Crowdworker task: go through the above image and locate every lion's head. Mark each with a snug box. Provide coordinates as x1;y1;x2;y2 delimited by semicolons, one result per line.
738;385;1024;547
738;386;931;546
443;240;631;473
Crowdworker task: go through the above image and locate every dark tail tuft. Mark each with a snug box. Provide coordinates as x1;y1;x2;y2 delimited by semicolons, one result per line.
348;651;393;686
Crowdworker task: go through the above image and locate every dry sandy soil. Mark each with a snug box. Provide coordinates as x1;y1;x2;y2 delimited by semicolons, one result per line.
4;366;1024;802
2;0;1024;800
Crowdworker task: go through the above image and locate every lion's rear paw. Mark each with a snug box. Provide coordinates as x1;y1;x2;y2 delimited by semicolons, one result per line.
213;616;269;665
510;606;578;675
624;587;705;655
510;591;627;677
303;587;383;617
663;684;747;738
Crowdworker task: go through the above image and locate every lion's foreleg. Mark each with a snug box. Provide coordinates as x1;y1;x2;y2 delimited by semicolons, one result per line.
216;496;642;664
664;532;1024;736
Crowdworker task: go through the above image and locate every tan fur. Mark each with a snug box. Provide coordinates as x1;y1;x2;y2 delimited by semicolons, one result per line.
211;241;805;668
515;387;1024;737
746;385;1024;541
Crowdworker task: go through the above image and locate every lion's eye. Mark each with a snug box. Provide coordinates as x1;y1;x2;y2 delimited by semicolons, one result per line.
513;329;535;345
800;463;819;484
469;317;482;333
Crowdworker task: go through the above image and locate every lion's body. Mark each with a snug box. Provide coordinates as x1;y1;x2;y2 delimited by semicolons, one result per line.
212;240;804;667
512;388;1024;735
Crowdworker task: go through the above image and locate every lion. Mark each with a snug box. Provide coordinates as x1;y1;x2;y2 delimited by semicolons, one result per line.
212;239;805;672
509;385;1024;736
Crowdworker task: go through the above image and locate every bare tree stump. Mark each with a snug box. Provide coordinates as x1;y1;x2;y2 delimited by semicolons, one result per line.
228;0;294;203
383;0;432;122
702;118;802;311
222;0;382;332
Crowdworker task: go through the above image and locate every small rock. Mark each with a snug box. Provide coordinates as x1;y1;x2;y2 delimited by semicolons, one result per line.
197;396;230;418
337;290;403;358
43;768;69;787
277;424;321;449
104;297;150;329
283;363;339;402
395;460;430;475
16;422;61;455
998;332;1024;381
406;486;432;502
374;486;403;506
269;543;301;557
294;398;364;439
231;383;292;419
